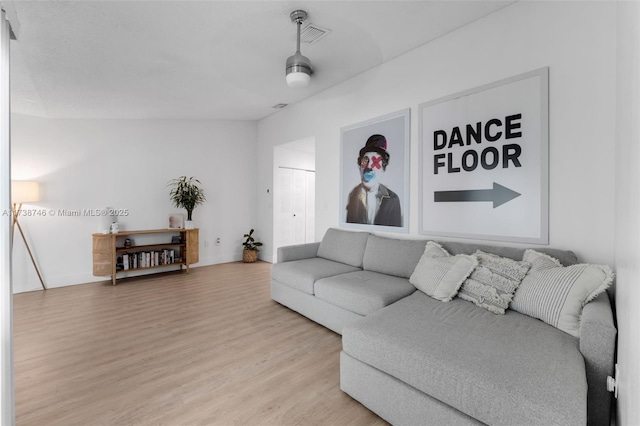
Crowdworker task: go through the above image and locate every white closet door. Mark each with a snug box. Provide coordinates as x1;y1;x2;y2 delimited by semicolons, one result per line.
277;168;315;248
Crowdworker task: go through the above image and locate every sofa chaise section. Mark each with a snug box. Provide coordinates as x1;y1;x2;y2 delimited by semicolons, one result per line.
342;291;588;426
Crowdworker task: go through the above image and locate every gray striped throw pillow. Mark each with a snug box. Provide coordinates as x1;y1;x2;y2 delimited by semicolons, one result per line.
510;249;614;337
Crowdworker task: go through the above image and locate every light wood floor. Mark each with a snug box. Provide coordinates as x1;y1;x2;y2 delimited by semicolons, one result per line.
14;262;387;426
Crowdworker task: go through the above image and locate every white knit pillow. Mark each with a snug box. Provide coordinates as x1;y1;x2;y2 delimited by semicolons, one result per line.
510;249;614;337
457;250;531;315
409;242;478;302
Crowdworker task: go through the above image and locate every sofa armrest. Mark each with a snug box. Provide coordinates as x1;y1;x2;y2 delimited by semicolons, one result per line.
277;242;320;263
580;291;616;426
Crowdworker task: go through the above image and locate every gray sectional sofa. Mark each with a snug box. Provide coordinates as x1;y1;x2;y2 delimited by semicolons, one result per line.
270;228;617;426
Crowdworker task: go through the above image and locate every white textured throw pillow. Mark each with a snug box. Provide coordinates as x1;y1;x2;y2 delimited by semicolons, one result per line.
409;242;478;302
510;249;614;338
457;250;531;315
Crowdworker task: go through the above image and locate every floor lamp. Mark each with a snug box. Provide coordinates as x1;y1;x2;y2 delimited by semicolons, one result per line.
11;181;46;290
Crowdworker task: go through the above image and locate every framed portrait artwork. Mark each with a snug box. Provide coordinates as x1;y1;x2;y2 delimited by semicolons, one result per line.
168;213;185;229
418;67;549;244
339;108;410;233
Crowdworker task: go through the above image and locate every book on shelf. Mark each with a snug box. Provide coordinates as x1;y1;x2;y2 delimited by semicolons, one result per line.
118;248;180;270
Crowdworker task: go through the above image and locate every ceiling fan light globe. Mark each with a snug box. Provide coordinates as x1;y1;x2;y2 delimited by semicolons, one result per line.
286;71;311;88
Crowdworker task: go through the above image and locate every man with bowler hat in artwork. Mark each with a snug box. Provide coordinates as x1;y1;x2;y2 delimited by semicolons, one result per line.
346;134;402;227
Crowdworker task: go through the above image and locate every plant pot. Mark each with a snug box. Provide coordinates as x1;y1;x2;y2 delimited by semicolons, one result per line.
242;249;258;263
185;220;194;229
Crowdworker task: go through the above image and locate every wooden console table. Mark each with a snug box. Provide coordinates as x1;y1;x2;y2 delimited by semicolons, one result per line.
92;228;199;285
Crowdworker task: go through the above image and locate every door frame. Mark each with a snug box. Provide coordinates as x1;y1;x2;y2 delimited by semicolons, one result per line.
272;137;316;263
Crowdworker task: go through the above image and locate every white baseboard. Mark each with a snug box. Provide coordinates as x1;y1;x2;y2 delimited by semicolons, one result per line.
11;254;266;294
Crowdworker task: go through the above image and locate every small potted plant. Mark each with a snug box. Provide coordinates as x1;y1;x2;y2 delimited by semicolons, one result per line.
242;229;263;263
168;176;206;229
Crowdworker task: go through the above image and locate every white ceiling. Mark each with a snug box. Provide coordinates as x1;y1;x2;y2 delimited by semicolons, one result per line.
4;1;514;121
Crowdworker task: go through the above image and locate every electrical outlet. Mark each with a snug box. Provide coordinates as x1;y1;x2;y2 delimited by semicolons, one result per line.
216;237;221;246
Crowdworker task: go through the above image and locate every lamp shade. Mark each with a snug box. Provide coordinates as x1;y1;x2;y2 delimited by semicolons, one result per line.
11;181;40;203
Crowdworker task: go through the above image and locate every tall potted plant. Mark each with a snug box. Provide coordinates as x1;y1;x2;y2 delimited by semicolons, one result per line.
242;229;262;263
168;176;206;229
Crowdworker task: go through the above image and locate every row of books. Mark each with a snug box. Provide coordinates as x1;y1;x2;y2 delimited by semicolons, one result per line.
116;249;182;270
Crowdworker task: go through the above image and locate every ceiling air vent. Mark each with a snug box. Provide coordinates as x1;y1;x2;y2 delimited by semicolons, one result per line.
299;24;331;44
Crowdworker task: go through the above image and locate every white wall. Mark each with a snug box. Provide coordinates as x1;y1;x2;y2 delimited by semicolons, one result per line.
614;1;640;424
258;1;617;266
259;0;634;419
11;115;258;292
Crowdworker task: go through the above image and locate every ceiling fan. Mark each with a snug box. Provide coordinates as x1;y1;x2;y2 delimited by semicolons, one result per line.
285;10;313;89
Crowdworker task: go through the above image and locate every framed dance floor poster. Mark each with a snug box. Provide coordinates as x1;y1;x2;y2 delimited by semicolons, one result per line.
418;68;549;244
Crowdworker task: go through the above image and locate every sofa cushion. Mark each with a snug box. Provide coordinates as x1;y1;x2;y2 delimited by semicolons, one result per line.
457;250;531;314
409;242;478;302
315;271;415;316
342;291;587;426
317;228;370;267
362;235;427;278
511;249;614;337
271;258;360;295
439;241;578;266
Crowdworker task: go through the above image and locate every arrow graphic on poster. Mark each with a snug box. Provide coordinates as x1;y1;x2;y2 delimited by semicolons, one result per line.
434;182;521;208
